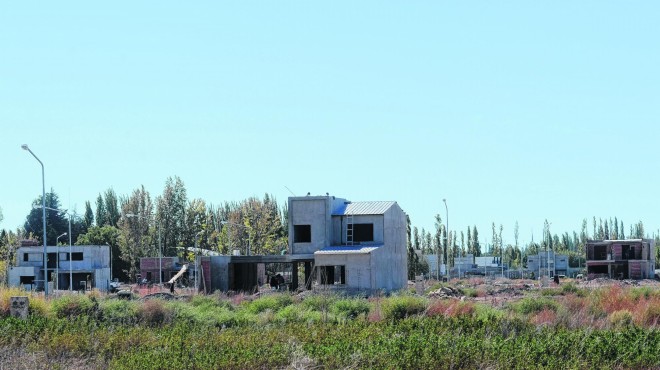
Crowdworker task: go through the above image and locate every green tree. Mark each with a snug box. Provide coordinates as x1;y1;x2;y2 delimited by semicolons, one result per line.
412;227;420;251
514;221;519;249
117;185;153;281
76;225;123;280
471;226;481;257
156;176;188;257
24;190;68;245
104;188;120;227
83;201;94;231
433;214;443;266
95;194;106;227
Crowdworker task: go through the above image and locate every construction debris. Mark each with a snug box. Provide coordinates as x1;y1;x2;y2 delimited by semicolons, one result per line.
427;286;462;299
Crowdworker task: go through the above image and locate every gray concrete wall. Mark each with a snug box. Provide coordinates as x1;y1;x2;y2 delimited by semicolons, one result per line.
210;256;231;292
8;266;39;289
381;203;408;291
289;197;333;254
314;253;372;291
15;245;110;270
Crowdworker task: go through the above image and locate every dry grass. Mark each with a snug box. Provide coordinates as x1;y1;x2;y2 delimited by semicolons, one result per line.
427;299;475;318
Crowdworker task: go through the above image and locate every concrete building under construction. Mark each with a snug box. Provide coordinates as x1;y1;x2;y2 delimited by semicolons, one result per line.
197;195;408;294
585;239;655;279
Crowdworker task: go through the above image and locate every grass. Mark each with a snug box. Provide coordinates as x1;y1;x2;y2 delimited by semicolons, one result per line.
1;283;660;368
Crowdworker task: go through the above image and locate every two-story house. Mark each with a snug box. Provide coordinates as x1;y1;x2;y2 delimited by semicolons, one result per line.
290;196;408;293
197;195;408;294
585;239;655;279
9;244;111;292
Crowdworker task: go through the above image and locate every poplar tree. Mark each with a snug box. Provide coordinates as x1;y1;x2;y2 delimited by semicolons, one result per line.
95;194;106;227
84;201;94;231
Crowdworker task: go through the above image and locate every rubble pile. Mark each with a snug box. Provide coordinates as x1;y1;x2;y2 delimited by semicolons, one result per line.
427;286;462;299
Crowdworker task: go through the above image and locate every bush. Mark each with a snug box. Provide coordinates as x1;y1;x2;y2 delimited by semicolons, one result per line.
540;288;562;296
301;294;336;312
51;294;94;319
331;299;370;320
512;297;558;315
460;288;478;298
244;294;293;314
100;299;139;325
427;300;475;318
381;295;427;320
28;295;50;318
560;282;580;295
609;310;634;329
641;301;660;327
275;305;301;323
138;299;172;326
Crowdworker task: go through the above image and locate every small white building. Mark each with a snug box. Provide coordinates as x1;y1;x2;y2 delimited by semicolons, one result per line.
9;245;111;292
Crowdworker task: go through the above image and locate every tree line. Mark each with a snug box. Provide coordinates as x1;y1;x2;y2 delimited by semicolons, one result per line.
406;212;657;278
0;176;287;282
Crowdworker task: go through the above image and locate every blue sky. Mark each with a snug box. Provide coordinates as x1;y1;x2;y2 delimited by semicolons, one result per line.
1;2;659;248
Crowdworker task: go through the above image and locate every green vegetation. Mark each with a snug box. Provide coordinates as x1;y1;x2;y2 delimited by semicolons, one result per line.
1;285;660;369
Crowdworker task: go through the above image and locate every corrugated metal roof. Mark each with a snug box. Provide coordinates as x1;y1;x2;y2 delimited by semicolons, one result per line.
332;201;396;215
314;245;382;255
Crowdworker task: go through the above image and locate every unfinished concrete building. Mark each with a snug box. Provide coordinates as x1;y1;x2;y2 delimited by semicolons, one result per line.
9;244;111;291
198;195;408;294
585;239;655;279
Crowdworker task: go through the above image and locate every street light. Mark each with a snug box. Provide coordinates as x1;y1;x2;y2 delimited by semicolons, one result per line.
443;199;449;279
22;144;48;296
124;213;161;285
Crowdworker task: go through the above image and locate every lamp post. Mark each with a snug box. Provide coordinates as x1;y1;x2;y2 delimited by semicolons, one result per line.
443;199;449;279
56;232;67;290
22;144;48;296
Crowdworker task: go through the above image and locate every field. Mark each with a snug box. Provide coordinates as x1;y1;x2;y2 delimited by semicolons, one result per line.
1;279;660;369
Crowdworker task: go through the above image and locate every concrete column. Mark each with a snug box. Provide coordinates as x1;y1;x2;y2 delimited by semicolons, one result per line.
291;262;299;291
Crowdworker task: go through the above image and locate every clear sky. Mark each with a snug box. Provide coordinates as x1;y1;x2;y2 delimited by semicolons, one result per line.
1;2;659;248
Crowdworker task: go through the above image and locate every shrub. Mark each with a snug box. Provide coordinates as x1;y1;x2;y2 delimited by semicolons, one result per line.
630;287;658;301
275;305;301;323
190;295;232;310
560;282;582;295
244;294;293;314
641;301;660;327
51;294;94;319
28;295;50;318
460;288;478;298
138;299;172;326
541;288;562;296
609;310;634;329
381;295;427;320
512;297;558;315
301;294;336;312
331;299;370;320
427;300;475;318
531;308;557;326
100;299;139;325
